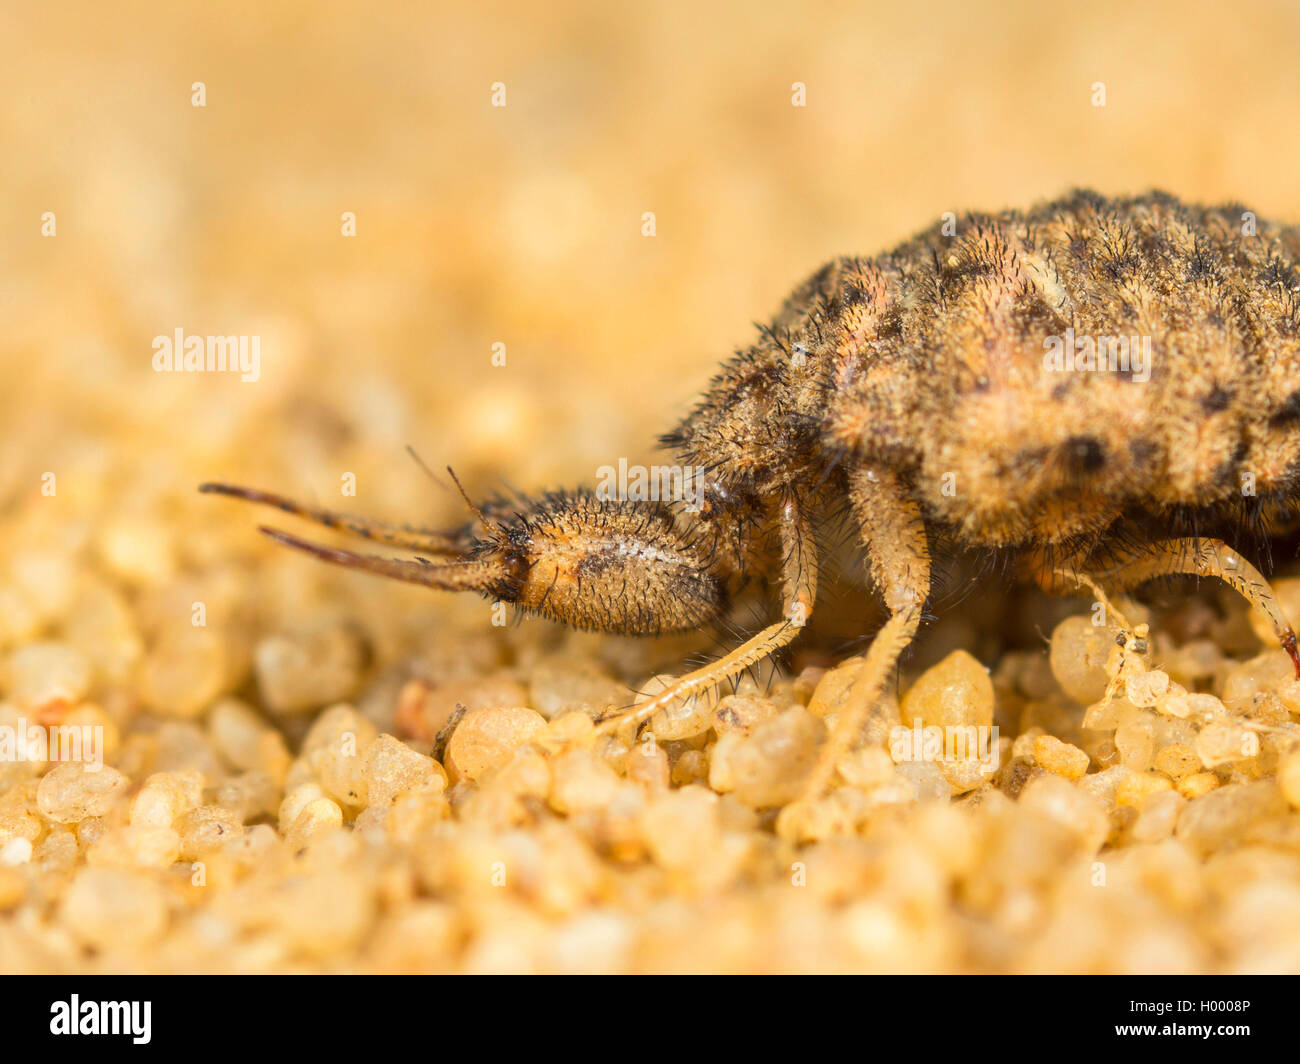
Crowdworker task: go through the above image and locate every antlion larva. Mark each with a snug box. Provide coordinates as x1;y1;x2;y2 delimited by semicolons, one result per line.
203;189;1300;808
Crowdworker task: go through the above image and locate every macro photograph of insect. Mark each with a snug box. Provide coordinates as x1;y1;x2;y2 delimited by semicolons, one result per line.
4;0;1300;1022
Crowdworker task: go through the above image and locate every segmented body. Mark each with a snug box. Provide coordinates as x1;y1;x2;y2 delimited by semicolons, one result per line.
666;190;1300;586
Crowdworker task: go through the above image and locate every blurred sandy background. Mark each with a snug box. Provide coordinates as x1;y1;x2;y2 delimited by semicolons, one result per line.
4;0;1300;533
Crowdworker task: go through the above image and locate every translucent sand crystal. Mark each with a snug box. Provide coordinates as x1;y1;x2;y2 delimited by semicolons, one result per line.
61;867;170;951
1115;715;1156;772
64;581;142;682
528;662;630;721
1195;720;1259;769
1222;649;1295;704
208;697;292;783
254;624;366;715
899;650;994;731
36;763;128;824
1278;747;1300;808
97;514;177;587
139;628;227;718
176;805;243;859
1049;616;1118;704
445;706;546;783
1033;735;1090;780
359;734;444;808
641;786;723;872
1128;789;1185;844
548;750;624;815
1018;773;1110;854
712;694;779;735
130;770;203;828
1116;771;1174;809
1178;772;1221;800
1125;668;1169;708
1175;781;1288;855
1154;742;1202;782
284;797;344;849
9;549;80;626
0;586;40;651
89;825;183;869
712;708;824;807
2;642;92;710
0;837;33;866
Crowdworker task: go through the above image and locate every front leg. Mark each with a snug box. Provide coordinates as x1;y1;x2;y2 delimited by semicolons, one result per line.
592;493;818;738
795;465;932;803
1091;538;1300;677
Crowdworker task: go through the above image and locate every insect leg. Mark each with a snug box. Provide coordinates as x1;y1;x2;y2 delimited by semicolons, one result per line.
795;465;931;805
591;494;817;739
199;482;465;554
1092;538;1300;677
